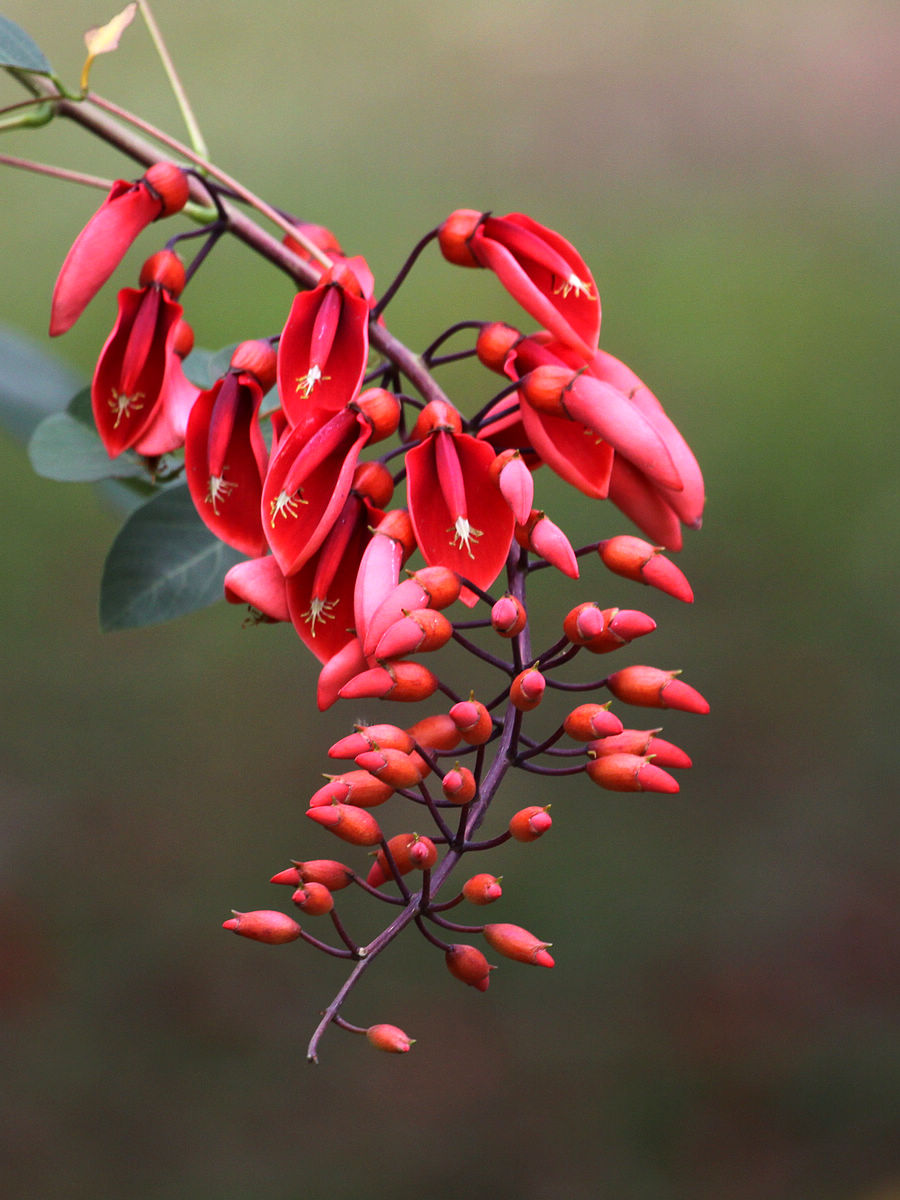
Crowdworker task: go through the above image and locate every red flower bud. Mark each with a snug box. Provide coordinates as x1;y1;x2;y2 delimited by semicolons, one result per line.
563;602;607;646
366;1023;414;1053
490;594;527;638
476;321;523;372
580;607;658;654
305;803;383;845
338;660;439;702
586;752;680;793
563;703;624;742
293;859;355;891
329;723;415;759
309;770;394;808
138;248;186;296
354;747;424;789
437;208;484;268
355;387;402;442
143;162;190;216
606;666;709;714
516;510;579;578
598;535;693;603
462;874;503;905
291;881;335;915
351;460;394;509
587;730;692;769
222;910;302;944
483;923;554;968
445;944;495;991
510;668;546;711
367;833;438;887
509;805;552;841
270;866;302;887
441;765;477;805
406;713;462;752
374;608;454;659
229;339;277;391
449;699;494;745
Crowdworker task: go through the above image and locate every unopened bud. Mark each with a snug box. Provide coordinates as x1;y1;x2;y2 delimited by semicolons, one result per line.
366;1023;415;1053
143;162;190;216
587;730;692;769
374;608;453;659
462;874;503;905
490;594;527;638
563;703;624;742
441;765;477;805
449;699;494;745
354;747;424;789
437;208;484;268
310;770;394;809
407;713;462;752
489;448;534;524
367;833;437;887
586;752;680;793
291;881;335;915
509;805;552;841
606;666;709;714
329;724;414;759
339;660;439;702
476;321;522;372
222;910;302;945
229;338;277;390
305;803;383;845
563;602;606;646
516;510;579;579
509;668;546;712
138;248;185;296
483;923;554;968
293;859;355;891
598;535;693;603
445;944;495;991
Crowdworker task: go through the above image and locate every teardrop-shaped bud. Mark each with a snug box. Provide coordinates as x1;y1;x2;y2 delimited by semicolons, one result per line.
606;666;709;714
354;747;424;789
305;803;383;845
462;874;502;905
585;752;679;794
563;703;624;742
449;699;494;745
222;910;302;944
441;765;477;805
445;944;495;991
483;923;554;968
291;880;335;915
293;859;355;891
598;535;693;603
366;1024;414;1053
508;805;552;841
510;668;545;712
490;594;527;638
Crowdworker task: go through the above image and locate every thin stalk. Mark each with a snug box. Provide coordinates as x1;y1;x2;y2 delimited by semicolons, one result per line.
138;0;209;158
0;154;111;190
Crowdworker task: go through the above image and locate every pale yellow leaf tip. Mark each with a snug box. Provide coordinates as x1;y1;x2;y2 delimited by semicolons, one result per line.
81;2;138;91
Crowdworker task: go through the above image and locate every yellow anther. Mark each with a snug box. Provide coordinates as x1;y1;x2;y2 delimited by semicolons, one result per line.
553;273;594;300
302;596;338;633
295;365;330;398
108;389;144;428
206;470;237;515
448;516;483;559
269;489;307;528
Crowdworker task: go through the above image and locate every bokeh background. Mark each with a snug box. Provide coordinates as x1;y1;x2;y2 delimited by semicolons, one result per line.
2;2;898;1197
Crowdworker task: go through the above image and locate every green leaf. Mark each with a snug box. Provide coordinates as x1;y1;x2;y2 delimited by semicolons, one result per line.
0;323;83;443
0;15;53;74
100;483;244;631
28;409;148;482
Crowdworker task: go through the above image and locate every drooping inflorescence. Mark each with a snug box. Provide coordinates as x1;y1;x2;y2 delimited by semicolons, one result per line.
38;163;709;1060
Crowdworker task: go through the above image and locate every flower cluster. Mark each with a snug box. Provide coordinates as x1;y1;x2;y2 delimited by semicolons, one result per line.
48;167;707;1060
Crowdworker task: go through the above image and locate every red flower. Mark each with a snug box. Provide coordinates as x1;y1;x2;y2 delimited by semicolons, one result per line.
50;163;189;336
262;389;400;576
276;272;370;426
439;210;600;357
90;250;188;458
184;341;275;557
405;401;515;606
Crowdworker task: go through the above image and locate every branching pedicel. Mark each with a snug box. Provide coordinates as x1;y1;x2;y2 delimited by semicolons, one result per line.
2;9;708;1062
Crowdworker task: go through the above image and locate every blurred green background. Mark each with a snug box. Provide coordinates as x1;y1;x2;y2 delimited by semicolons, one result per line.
1;2;897;1197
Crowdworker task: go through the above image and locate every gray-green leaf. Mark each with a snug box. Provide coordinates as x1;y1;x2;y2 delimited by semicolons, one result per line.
0;15;53;74
100;483;244;631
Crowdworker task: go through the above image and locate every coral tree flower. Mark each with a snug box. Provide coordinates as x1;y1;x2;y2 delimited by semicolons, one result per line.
91;250;189;458
262;389;400;577
405;400;515;605
50;162;190;337
439;210;600;357
276;268;371;426
185;340;275;557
